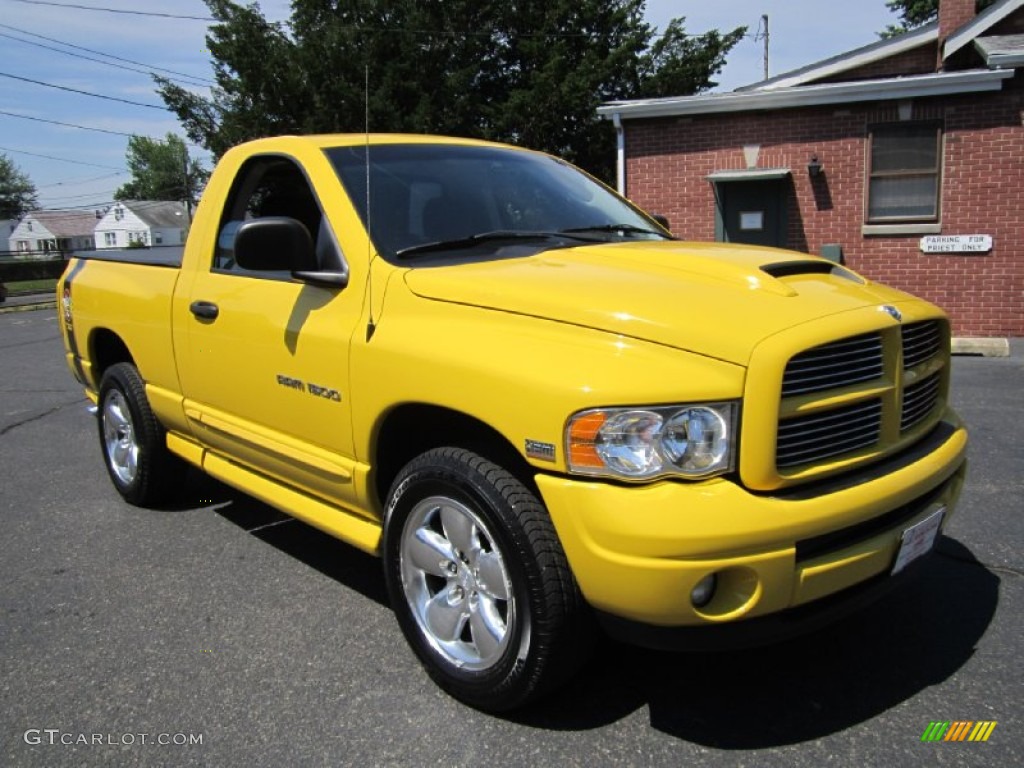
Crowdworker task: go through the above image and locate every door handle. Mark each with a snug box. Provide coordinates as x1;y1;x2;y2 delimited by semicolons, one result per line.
190;300;219;320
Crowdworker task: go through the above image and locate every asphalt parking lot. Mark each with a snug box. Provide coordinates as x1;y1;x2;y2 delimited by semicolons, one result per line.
1;307;1021;767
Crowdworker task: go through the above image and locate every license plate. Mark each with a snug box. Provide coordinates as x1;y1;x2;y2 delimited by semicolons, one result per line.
892;507;945;574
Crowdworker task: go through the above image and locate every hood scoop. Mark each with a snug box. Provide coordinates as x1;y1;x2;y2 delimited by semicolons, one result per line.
760;260;864;284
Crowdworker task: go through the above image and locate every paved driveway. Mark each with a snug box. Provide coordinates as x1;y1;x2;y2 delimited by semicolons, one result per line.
1;309;1020;767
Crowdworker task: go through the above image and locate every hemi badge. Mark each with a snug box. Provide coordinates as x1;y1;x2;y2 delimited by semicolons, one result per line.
525;440;556;462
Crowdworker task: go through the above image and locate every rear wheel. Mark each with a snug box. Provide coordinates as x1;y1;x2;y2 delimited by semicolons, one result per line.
383;447;591;711
97;363;183;506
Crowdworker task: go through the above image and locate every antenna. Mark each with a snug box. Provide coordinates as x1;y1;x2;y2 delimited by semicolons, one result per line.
364;64;376;341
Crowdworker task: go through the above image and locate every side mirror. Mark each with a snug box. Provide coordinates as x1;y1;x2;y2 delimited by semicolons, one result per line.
234;217;317;272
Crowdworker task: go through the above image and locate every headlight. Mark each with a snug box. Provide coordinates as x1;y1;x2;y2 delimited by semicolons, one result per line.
566;403;737;481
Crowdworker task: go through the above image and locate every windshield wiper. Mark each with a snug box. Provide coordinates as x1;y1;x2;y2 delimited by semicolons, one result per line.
561;223;673;238
395;230;597;259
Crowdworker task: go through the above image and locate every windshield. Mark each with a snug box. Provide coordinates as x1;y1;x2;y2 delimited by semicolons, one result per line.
325;143;670;262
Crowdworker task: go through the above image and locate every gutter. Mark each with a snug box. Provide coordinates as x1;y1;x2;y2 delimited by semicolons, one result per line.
598;69;1015;121
611;112;625;196
988;54;1024;67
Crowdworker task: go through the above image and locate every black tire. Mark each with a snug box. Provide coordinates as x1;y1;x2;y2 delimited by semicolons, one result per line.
96;362;184;506
383;447;592;711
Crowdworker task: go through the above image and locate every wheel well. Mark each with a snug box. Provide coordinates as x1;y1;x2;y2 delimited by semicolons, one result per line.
373;404;540;511
89;329;134;386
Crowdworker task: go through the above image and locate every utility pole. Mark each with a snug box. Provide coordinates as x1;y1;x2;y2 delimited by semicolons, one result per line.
756;14;770;81
181;143;192;228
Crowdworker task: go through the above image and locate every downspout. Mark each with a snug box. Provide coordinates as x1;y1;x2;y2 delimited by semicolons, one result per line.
612;112;625;196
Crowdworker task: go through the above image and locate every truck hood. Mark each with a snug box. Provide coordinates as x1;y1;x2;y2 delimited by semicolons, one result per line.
403;241;910;365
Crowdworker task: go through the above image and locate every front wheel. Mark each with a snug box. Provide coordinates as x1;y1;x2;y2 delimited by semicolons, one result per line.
383;447;591;711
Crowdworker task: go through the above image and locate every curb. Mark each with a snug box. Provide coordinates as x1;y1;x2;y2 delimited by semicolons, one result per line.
951;337;1010;357
0;300;57;315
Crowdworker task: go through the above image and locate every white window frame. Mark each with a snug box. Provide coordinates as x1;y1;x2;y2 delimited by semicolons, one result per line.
866;122;942;224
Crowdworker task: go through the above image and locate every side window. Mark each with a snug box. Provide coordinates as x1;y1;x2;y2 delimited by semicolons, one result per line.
214;155;342;275
866;123;941;223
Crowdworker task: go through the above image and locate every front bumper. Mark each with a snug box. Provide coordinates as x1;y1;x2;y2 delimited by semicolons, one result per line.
537;409;967;632
594;552;931;651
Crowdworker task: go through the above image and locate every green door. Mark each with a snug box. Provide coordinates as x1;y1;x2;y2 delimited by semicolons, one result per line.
716;180;788;248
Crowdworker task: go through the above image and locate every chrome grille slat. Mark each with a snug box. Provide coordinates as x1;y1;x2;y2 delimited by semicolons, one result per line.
903;334;939;358
777;400;881;433
778;408;882;444
902;320;942;369
786;352;884;372
782;362;886;391
785;341;881;365
782;333;882;396
777;433;880;467
778;431;881;464
777;400;882;468
901;373;941;431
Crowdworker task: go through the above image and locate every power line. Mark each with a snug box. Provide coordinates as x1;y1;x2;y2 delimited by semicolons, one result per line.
0;111;205;150
37;171;125;188
0;22;214;85
0;109;139;137
44;187;120;196
0;145;124;170
33;198;190;211
44;189;124;202
5;0;215;21
5;0;745;41
0;26;214;88
0;71;168;109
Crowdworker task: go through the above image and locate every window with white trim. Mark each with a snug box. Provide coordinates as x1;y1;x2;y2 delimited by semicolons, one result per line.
866;123;941;223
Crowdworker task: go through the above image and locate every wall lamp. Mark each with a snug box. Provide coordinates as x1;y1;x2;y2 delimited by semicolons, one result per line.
807;155;823;177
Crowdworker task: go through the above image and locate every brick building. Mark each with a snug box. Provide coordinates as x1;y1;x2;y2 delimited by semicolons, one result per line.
599;0;1024;338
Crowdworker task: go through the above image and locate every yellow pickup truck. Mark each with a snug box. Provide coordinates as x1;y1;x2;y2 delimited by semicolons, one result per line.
58;134;967;711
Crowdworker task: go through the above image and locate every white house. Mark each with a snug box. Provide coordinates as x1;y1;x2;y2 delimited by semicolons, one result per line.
7;211;97;256
1;219;15;252
94;201;187;249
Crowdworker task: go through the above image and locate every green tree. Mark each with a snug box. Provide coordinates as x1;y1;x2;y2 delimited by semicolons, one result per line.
0;153;39;219
157;0;744;181
882;0;995;37
114;133;209;204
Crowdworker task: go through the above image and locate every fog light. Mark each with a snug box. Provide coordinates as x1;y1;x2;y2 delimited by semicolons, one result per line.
690;573;717;608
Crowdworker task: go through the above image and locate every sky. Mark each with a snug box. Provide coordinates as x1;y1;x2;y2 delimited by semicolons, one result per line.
0;0;906;211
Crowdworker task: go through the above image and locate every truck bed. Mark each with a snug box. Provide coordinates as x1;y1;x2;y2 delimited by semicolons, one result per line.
71;246;184;268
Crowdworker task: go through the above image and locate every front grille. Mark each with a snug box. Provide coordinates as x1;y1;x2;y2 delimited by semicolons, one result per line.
761;318;949;484
902;320;942;369
777;398;883;468
781;332;883;397
901;372;941;432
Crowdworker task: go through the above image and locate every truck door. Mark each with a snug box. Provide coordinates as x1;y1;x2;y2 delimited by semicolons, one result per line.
175;154;363;510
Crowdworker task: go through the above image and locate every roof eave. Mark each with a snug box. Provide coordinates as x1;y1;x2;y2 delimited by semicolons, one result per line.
738;23;938;92
987;53;1024;67
944;0;1024;60
598;69;1015;121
